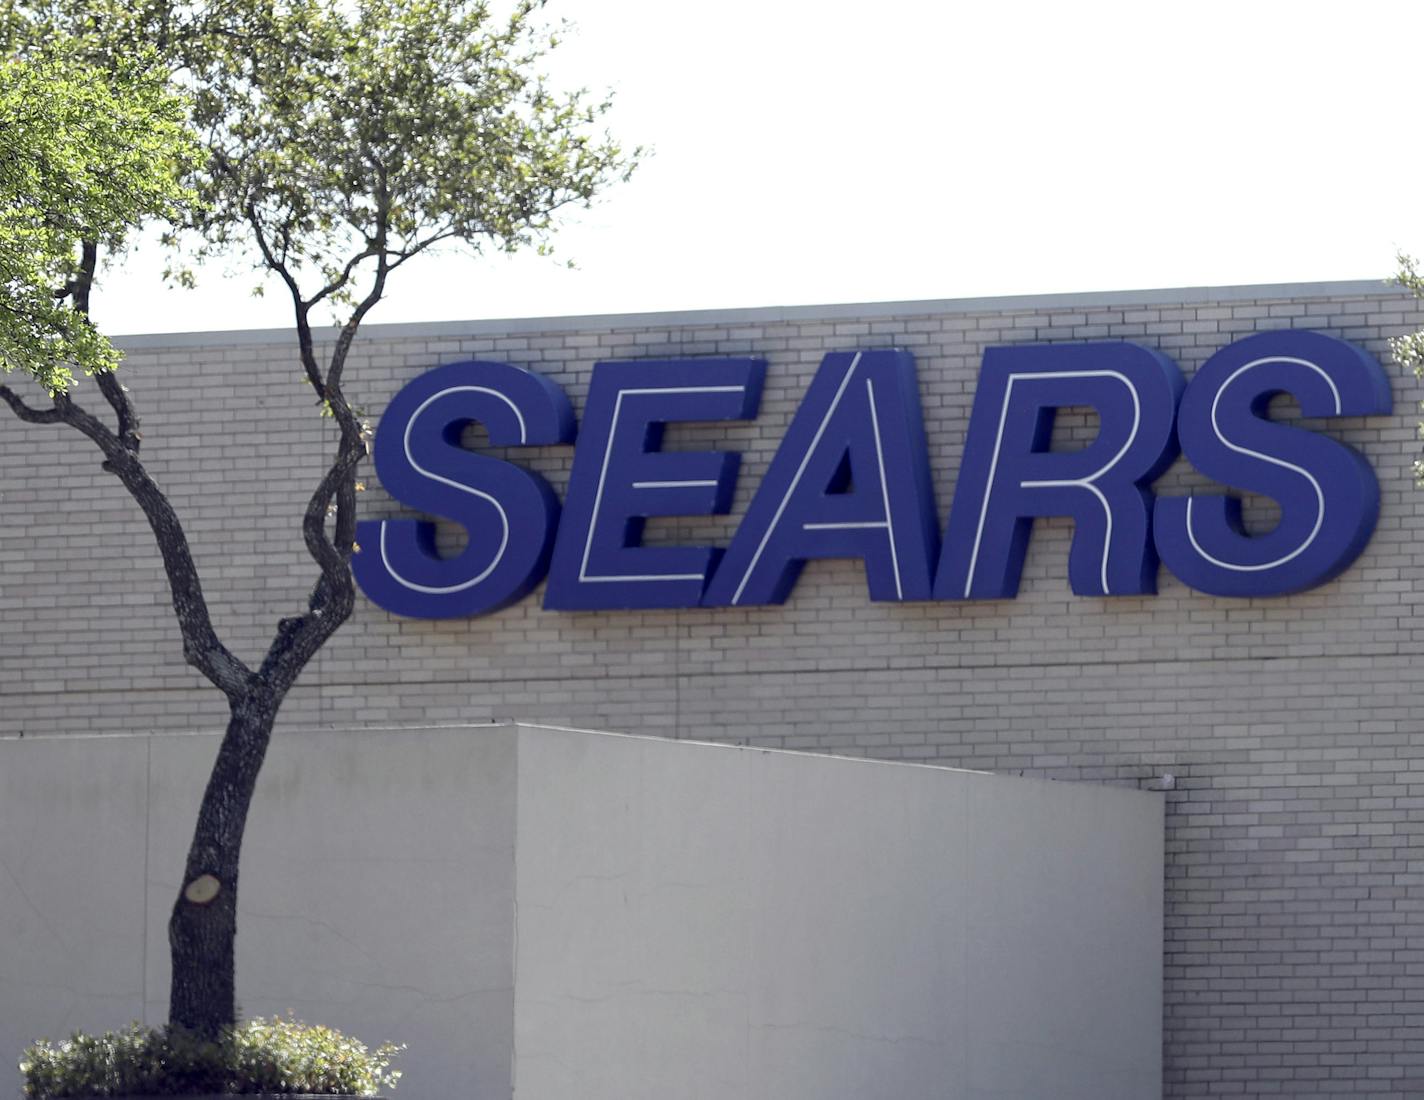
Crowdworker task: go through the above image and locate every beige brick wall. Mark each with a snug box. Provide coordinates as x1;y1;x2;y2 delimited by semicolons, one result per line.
3;280;1422;1096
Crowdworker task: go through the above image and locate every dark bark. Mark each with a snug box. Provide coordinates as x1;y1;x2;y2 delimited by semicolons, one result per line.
168;690;278;1033
2;236;372;1037
162;238;370;1034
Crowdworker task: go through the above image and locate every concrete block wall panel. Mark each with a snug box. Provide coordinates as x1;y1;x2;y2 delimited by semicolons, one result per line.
3;280;1424;1094
511;725;1163;1100
0;724;1162;1100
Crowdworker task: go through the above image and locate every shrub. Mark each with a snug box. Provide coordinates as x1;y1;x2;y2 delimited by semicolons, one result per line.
19;1018;401;1098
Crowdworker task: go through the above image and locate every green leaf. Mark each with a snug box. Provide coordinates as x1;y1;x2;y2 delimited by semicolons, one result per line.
0;42;197;392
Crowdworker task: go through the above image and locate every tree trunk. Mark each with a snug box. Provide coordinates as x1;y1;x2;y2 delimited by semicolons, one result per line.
168;688;280;1035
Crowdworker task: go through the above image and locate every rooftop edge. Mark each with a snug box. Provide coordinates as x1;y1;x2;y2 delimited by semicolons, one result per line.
112;278;1402;350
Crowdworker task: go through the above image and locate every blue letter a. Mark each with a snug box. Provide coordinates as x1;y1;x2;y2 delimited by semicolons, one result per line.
702;349;938;606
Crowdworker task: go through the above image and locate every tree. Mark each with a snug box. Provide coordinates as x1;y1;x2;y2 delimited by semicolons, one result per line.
0;0;636;1037
0;48;195;391
1393;255;1424;485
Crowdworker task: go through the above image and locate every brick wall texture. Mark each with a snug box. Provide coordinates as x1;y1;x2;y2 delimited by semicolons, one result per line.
3;281;1423;1097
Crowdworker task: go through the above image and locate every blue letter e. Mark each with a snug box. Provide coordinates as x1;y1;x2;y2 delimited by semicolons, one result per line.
353;360;575;619
543;357;765;611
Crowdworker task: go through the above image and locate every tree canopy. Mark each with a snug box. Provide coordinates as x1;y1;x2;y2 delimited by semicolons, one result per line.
0;0;638;1037
183;0;633;317
1394;253;1424;485
0;48;195;392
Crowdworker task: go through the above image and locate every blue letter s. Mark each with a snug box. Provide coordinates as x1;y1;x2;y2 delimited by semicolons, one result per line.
353;360;575;618
1154;330;1392;597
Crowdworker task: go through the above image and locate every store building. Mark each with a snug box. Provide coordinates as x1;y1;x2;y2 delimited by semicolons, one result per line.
2;279;1422;1097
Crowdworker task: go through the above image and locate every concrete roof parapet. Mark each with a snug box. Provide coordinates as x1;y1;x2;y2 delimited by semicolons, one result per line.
111;279;1402;350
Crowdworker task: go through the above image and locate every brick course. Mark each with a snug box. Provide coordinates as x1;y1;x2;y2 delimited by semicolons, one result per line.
3;280;1422;1097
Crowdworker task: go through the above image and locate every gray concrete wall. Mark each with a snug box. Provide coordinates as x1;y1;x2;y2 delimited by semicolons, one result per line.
0;726;518;1100
512;726;1162;1100
0;724;1163;1100
2;280;1422;1094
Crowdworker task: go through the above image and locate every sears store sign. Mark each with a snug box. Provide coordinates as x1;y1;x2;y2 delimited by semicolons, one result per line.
352;330;1393;619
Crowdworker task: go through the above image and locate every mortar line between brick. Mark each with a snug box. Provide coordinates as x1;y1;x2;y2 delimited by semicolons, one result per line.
2;646;1417;701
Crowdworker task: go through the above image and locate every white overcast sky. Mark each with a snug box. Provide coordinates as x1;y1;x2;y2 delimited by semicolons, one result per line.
91;0;1424;336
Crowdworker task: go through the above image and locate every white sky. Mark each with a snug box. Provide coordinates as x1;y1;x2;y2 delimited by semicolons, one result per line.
91;0;1424;336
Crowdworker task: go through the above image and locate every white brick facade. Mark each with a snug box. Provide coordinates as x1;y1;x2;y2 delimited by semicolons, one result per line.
3;280;1422;1096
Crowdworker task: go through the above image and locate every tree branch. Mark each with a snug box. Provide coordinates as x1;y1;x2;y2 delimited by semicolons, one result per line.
45;391;121;452
256;431;363;694
243;202;329;400
68;241;98;315
101;442;254;698
304;244;379;309
235;200;383;697
327;254;387;397
93;370;142;452
0;384;64;424
242;202;305;315
385;228;461;273
326;172;392;399
255;252;385;693
3;381;251;697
